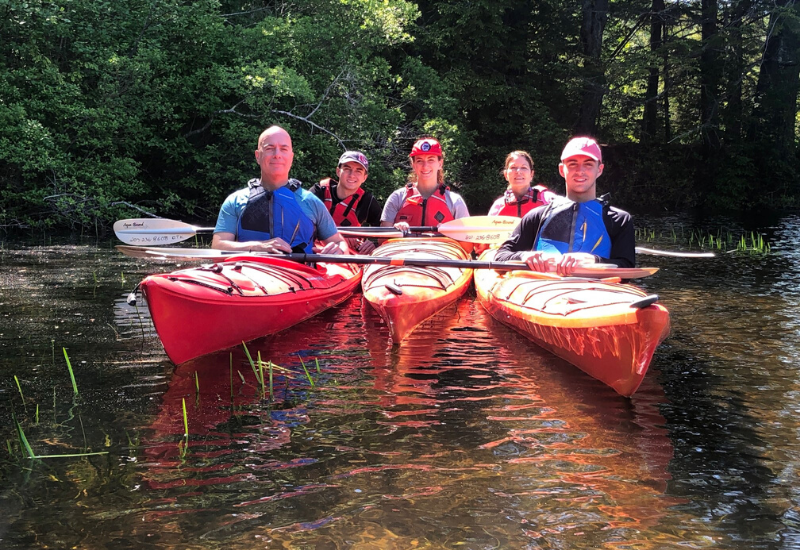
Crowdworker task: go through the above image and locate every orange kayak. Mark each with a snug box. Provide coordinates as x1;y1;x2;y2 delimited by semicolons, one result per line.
362;238;473;343
474;251;670;396
139;255;361;364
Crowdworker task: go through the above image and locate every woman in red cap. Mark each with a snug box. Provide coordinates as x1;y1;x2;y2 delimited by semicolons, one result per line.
488;151;557;217
380;137;470;232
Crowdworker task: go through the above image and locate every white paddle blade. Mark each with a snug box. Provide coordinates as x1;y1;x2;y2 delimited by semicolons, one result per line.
438;216;521;244
113;218;209;245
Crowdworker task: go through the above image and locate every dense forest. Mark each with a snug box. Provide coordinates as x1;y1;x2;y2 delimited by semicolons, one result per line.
1;0;798;230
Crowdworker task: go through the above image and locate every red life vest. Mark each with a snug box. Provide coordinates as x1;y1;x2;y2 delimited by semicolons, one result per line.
495;185;550;217
319;178;364;227
394;183;454;226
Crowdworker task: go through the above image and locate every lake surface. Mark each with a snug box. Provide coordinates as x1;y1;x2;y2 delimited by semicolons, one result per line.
0;216;799;549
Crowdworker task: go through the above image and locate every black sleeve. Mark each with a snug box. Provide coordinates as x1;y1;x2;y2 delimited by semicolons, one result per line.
309;183;325;201
494;209;544;262
600;207;635;268
357;191;384;227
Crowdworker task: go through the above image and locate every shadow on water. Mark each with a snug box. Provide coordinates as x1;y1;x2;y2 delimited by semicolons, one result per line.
0;218;799;548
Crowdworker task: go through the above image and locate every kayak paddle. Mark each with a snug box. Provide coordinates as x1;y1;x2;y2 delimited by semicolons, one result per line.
115;245;659;279
114;216;715;257
113;216;521;246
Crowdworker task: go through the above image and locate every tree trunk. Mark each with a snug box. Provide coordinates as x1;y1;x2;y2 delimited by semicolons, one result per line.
642;0;665;143
722;0;753;143
663;17;671;143
750;0;800;151
700;0;721;152
575;0;609;135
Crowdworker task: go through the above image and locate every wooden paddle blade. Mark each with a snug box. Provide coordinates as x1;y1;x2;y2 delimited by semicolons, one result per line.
437;215;521;244
113;218;213;245
573;266;659;278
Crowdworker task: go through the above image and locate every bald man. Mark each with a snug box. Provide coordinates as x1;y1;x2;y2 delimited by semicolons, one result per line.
212;126;348;255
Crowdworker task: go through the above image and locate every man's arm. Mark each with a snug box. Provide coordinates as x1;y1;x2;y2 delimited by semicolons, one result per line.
598;207;635;268
360;193;384;227
494;210;542;262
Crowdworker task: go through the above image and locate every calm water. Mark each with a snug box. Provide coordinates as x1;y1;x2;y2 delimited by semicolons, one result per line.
0;216;798;549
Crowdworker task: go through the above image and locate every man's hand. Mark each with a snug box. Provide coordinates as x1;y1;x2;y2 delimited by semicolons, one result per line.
519;251;595;276
245;237;292;254
314;239;349;255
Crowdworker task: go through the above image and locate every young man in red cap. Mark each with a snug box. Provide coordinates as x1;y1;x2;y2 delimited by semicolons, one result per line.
380;137;470;231
310;151;383;254
495;137;635;275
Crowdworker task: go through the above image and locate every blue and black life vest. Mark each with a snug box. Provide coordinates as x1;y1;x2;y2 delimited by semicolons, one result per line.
534;197;612;259
237;179;315;253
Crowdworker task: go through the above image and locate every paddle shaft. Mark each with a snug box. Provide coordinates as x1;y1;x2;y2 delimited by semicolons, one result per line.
114;218;714;258
115;245;657;278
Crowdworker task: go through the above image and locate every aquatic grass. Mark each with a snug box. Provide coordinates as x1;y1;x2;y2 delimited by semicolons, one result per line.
178;398;189;460
238;370;246;384
14;375;25;403
299;357;315;388
257;352;266;398
51;339;55;365
182;398;189;438
241;342;262;387
63;348;78;396
35;405;39;425
194;372;200;397
14;415;35;459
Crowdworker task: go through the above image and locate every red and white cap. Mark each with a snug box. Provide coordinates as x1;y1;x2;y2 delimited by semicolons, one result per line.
410;138;443;157
338;151;369;170
560;137;602;162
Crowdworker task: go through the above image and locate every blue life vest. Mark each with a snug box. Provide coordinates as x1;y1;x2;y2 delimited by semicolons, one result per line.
535;198;612;259
236;179;315;253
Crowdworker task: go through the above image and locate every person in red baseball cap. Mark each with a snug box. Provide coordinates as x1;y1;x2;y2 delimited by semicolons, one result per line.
380;137;470;232
494;137;635;275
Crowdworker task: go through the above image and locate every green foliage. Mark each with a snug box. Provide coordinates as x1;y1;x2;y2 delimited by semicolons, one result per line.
0;0;797;228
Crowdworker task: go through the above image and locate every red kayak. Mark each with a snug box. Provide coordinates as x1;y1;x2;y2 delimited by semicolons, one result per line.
474;251;670;396
362;238;473;343
139;255;361;364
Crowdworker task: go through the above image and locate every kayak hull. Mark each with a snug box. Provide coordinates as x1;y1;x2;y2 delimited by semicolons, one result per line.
474;252;670;397
362;238;473;343
140;255;361;364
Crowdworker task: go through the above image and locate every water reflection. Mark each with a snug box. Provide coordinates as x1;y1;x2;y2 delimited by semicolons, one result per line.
120;297;688;548
1;219;799;548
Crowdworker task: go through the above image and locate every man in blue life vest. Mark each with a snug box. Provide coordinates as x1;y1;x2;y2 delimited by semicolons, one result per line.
310;151;382;254
212;126;349;255
495;137;635;275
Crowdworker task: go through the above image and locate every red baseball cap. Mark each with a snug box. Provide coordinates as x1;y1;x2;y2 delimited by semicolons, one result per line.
560;137;602;162
410;138;443;157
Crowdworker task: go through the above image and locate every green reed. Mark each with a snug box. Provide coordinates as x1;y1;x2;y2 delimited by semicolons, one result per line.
63;348;78;395
315;358;321;374
14;375;24;403
299;357;315;388
257;352;266;398
14;415;36;459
